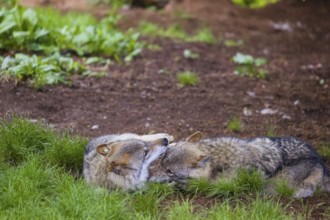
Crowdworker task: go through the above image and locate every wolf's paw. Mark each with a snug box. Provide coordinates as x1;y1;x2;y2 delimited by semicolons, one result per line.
293;188;314;198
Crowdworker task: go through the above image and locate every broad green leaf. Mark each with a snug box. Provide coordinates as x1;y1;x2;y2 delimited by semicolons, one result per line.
1;56;13;70
22;9;38;26
13;31;30;38
0;20;16;34
34;29;49;39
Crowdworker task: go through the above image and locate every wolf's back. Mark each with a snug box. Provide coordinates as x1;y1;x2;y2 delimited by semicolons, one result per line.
267;137;324;165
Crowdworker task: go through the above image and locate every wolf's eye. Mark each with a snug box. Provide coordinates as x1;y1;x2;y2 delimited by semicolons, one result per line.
112;166;122;175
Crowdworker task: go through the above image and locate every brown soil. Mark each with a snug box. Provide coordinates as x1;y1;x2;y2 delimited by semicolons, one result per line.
2;0;330;218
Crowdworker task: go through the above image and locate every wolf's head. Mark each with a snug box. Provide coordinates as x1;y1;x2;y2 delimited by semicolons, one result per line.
148;132;211;184
86;138;168;190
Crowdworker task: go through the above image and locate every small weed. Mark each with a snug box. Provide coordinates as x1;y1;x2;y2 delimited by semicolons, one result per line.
227;117;241;132
191;27;216;44
146;44;162;51
177;71;199;86
232;52;267;79
224;39;243;47
266;125;277;137
317;144;330;157
231;0;279;8
174;10;194;20
183;49;199;59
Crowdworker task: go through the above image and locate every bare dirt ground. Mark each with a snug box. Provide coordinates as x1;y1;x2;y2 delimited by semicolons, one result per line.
1;0;330;218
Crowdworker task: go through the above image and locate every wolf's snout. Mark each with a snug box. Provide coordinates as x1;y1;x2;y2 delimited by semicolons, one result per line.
162;138;169;146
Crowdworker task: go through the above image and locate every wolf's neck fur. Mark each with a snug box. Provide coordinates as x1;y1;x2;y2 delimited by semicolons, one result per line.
139;146;167;182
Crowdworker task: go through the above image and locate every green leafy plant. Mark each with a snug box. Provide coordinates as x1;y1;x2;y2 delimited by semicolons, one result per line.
177;71;199;86
227;117;241;132
0;53;88;88
232;52;267;79
0;6;143;60
183;49;199;59
138;22;216;44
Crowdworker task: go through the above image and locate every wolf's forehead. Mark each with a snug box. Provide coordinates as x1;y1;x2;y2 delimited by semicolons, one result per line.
118;140;147;153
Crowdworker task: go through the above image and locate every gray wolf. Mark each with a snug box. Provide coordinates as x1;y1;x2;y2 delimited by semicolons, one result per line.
149;132;330;198
83;133;173;190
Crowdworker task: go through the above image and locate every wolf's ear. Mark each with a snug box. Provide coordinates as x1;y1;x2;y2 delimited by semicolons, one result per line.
186;131;202;143
96;144;114;156
193;155;211;168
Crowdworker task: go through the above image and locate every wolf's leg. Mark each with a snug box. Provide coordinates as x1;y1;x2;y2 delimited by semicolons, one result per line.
267;161;313;197
139;133;174;142
294;163;325;198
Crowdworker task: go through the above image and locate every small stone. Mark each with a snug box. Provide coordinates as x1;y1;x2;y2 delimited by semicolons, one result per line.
271;22;292;32
145;122;151;128
243;107;253;116
246;91;256;97
293;100;300;106
260;108;278;115
91;125;99;130
282;115;291;120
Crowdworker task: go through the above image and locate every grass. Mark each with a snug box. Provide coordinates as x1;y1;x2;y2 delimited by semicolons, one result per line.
227;117;241;132
208;197;296;220
138;22;216;44
177;71;199;86
0;116;303;219
186;169;266;197
273;179;295;198
317;144;330;158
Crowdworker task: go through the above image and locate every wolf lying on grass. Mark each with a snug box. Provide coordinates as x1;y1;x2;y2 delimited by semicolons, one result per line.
149;132;330;198
83;133;173;190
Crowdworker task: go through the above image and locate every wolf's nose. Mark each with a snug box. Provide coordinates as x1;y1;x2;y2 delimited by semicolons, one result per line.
162;138;169;146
